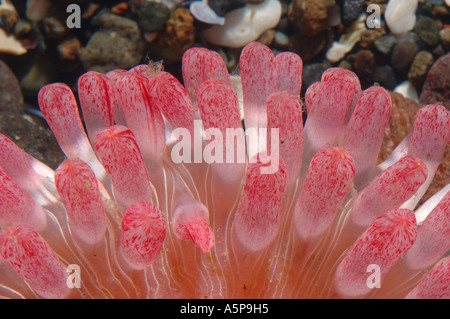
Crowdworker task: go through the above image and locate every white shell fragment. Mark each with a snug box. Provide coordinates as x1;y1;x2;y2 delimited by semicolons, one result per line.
385;0;418;35
190;0;225;26
0;29;27;56
394;80;419;103
202;0;282;48
326;14;367;63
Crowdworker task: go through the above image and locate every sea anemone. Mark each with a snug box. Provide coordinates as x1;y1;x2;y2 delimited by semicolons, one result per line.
0;42;448;299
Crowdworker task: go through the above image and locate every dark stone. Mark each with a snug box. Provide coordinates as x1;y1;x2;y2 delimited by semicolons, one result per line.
373;65;397;91
351;50;375;78
0;111;65;170
208;0;247;17
80;12;145;73
0;7;18;31
43;16;69;39
289;32;327;62
137;2;171;32
302;61;332;94
13;19;33;38
341;0;365;25
425;0;443;5
420;53;450;109
391;40;419;73
415;17;440;47
0;61;24;113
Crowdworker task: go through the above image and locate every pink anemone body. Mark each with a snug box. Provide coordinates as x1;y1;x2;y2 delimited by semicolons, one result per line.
0;42;449;299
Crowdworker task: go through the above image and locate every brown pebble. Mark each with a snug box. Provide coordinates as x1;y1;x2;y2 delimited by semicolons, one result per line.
420;52;450;109
57;37;81;60
289;0;329;37
43;16;68;39
351;50;375;78
407;51;433;88
82;3;101;19
111;2;129;15
359;29;385;49
439;29;450;51
289;31;327;62
257;30;276;47
164;8;196;53
13;19;33;38
0;7;18;31
378;92;420;165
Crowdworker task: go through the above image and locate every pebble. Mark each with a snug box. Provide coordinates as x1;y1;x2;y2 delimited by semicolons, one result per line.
26;0;51;22
111;2;129;15
432;5;449;16
378;92;420;163
0;4;18;31
407;51;434;88
440;29;450;51
0;28;27;55
274;31;290;47
82;3;101;19
359;29;385;49
19;55;54;98
420;52;450;109
257;29;276;47
341;0;365;25
57;37;81;61
328;3;341;26
350;50;375;78
374;35;397;55
0;60;24;113
164;8;196;53
394;81;419;102
391;40;419;73
385;0;418;34
338;59;352;70
289;0;329;37
415;17;440;47
208;0;247;17
0;111;65;169
190;0;225;25
373;65;397;91
137;1;171;32
43;17;68;39
80;12;145;73
301;61;332;94
13;19;33;38
289;32;327;62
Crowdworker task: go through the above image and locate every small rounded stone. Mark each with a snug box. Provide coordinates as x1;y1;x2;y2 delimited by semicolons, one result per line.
415;17;440;47
341;0;365;25
391;40;419;73
137;2;171;33
408;51;434;88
